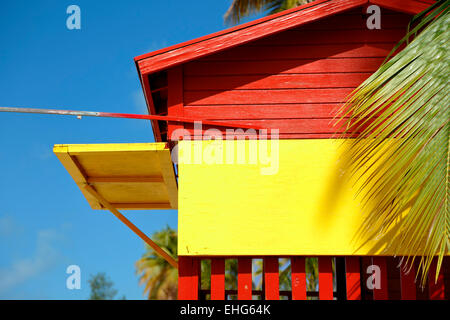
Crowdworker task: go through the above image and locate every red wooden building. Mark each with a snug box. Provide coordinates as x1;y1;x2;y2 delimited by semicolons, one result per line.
132;0;449;300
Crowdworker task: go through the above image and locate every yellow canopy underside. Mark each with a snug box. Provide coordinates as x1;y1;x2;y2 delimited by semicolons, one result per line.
54;143;178;210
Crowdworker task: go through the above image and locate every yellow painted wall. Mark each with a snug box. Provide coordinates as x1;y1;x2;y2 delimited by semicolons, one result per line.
178;139;417;256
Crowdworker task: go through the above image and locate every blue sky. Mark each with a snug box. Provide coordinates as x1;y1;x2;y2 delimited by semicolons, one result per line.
0;0;263;299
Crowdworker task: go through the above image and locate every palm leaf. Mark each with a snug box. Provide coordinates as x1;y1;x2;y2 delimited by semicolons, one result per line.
337;0;449;286
224;0;313;25
135;225;178;299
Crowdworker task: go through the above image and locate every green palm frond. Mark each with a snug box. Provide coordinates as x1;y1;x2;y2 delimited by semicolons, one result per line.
338;1;449;286
135;225;178;299
224;0;313;25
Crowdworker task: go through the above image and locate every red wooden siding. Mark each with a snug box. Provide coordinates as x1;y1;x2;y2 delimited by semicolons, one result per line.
264;257;280;300
400;263;416;300
211;258;226;300
238;258;253;300
181;256;448;300
291;257;307;300
167;67;184;140
345;257;361;300
164;8;413;140
135;0;431;74
429;258;445;300
178;257;199;300
318;257;334;300
372;257;389;300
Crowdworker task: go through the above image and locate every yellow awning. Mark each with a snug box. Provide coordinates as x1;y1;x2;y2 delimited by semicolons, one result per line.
54;143;178;210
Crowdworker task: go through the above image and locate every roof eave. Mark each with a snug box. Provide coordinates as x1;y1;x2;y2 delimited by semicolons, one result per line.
134;0;433;76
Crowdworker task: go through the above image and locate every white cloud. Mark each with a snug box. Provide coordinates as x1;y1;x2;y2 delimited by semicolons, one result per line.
132;90;148;114
0;228;62;294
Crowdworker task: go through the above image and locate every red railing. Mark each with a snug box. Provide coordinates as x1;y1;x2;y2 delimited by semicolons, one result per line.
178;256;449;300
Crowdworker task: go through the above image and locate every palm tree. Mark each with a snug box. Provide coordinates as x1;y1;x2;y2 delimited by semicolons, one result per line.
136;227;319;299
135;225;178;299
337;1;449;285
224;0;314;25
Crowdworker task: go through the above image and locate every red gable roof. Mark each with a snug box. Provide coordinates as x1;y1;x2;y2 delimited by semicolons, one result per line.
134;0;434;76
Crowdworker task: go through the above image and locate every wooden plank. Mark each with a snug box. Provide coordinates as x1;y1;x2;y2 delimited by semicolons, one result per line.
400;263;416;300
291;257;307;300
250;28;406;46
54;143;180;210
371;0;434;15
172;132;359;140
184;73;371;91
157;149;178;209
428;258;445;300
299;12;412;30
201;43;396;62
184;57;385;76
183;104;343;120
319;257;334;300
184;88;355;105
110;203;172;209
178;257;199;300
167;66;184;141
345;257;361;300
136;0;368;74
53;147;102;209
372;257;389;300
86;176;164;183
238;258;253;300
141;73;162;142
264;257;279;300
58;142;168;154
211;258;225;300
386;258;401;300
181;118;353;135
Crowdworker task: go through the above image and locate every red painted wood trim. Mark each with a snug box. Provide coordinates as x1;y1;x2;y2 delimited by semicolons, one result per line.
284;12;412;30
184;73;370;91
264;257;279;300
167;66;184;140
372;257;389;300
400;263;416;300
291;257;307;300
175;132;360;140
136;0;367;74
135;0;334;62
210;258;225;300
135;0;428;74
184;88;355;105
201;43;396;62
184;58;386;76
183;104;345;120
319;257;334;300
345;257;361;300
141;73;162;142
238;258;253;300
178;257;199;300
370;0;434;15
250;28;406;46
180;118;355;136
428;258;445;300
